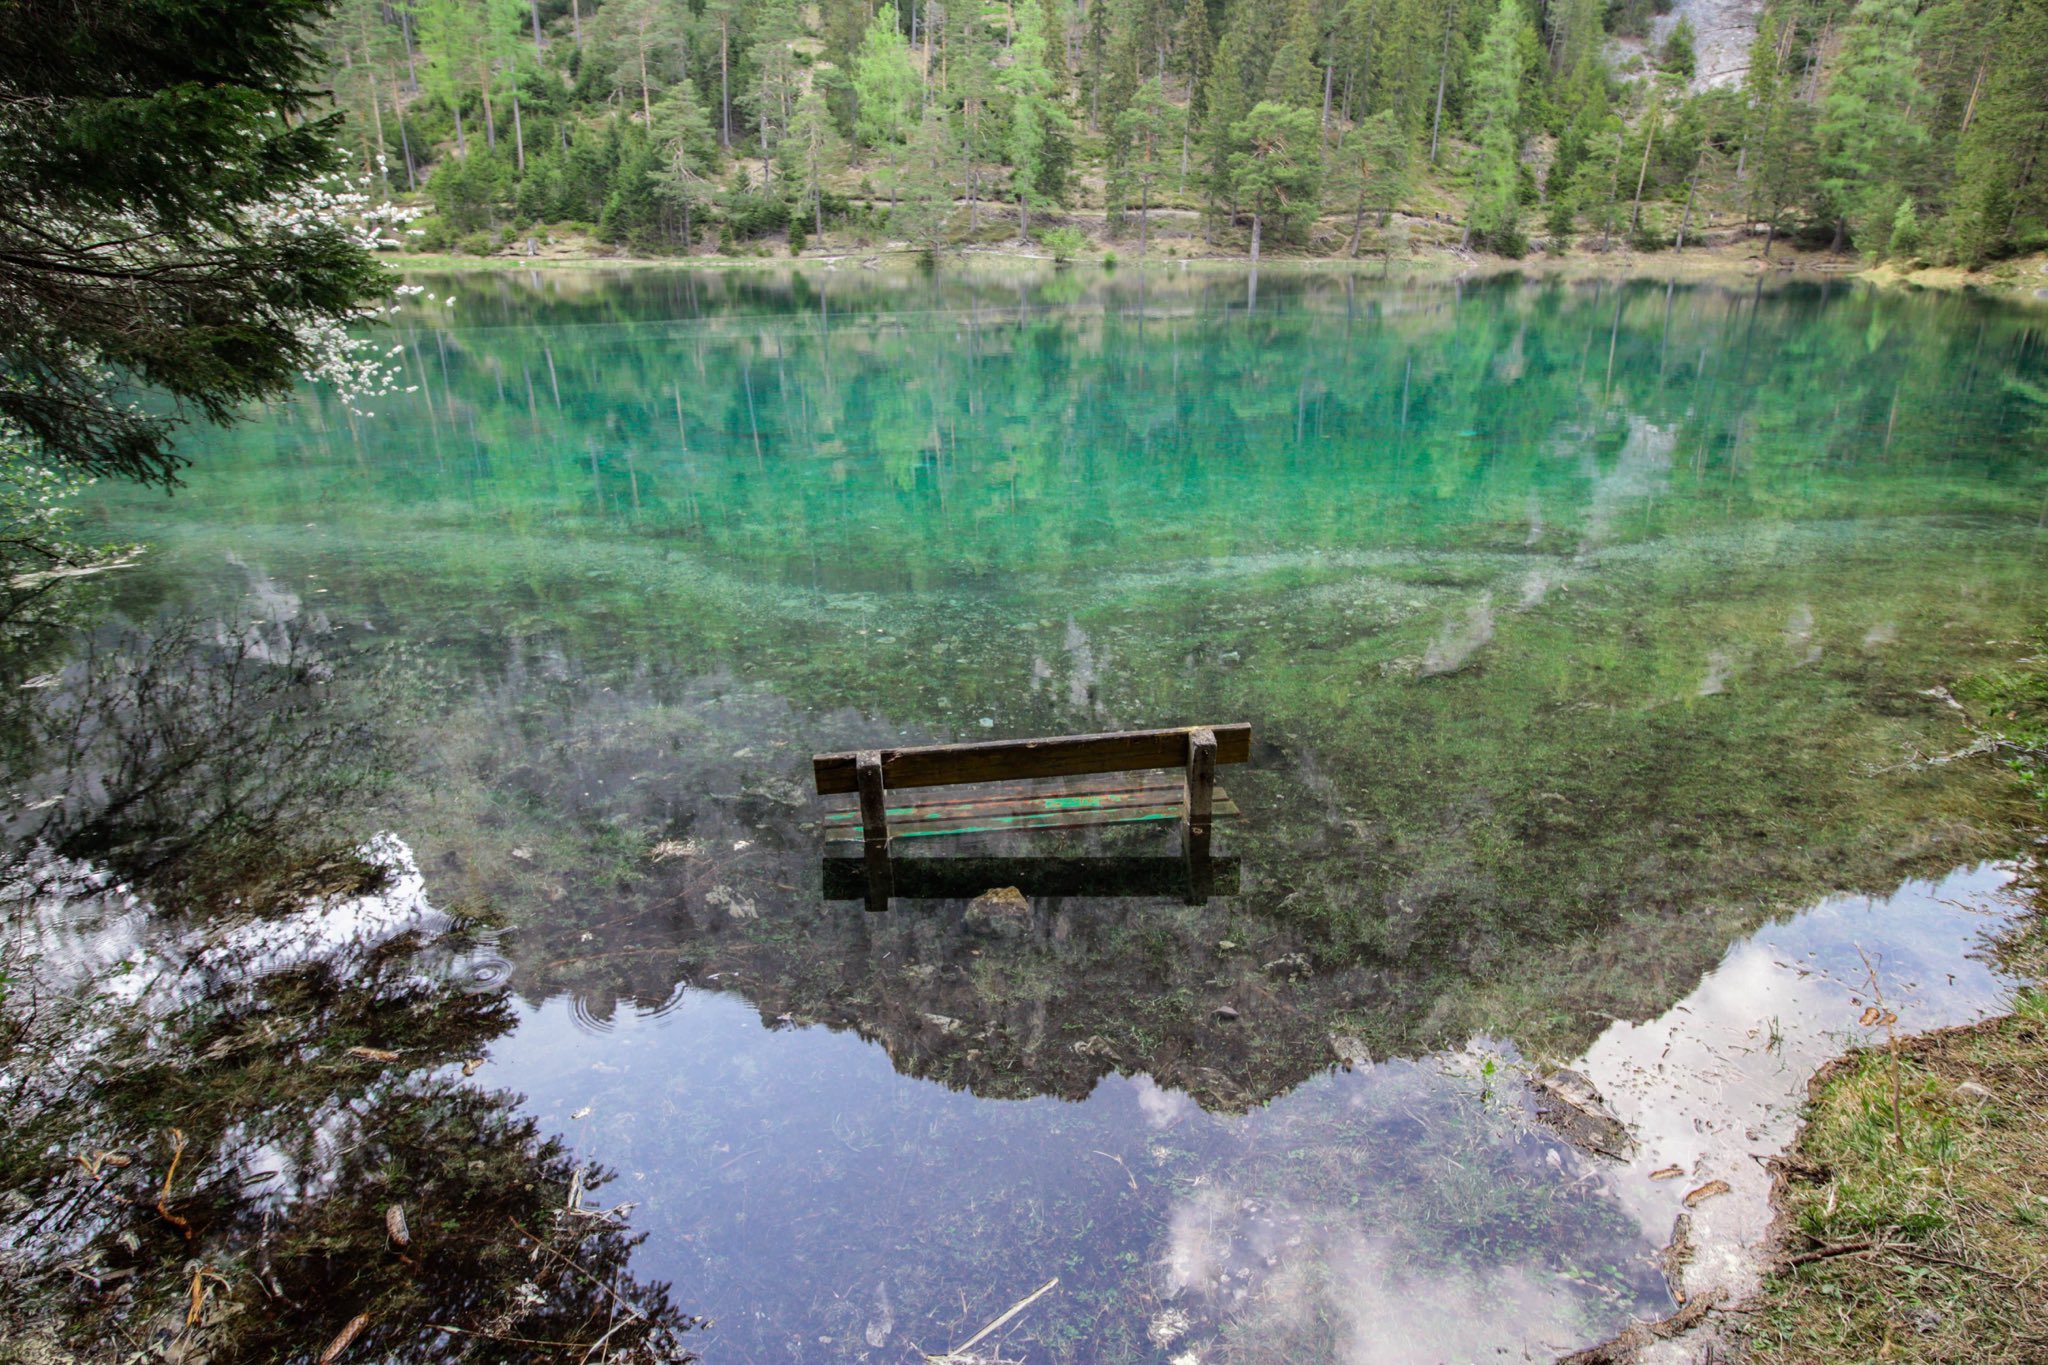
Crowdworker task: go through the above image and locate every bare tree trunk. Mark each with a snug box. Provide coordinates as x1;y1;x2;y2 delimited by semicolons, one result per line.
720;18;732;149
1250;209;1262;263
401;5;419;90
530;0;544;56
571;0;581;46
453;102;467;156
1139;183;1149;255
481;62;498;150
392;76;418;190
1429;19;1451;164
1349;198;1366;256
364;48;392;196
1629;107;1657;234
1676;153;1700;248
1960;58;1988;136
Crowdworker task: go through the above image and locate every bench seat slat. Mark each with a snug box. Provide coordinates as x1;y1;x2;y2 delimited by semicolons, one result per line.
820;773;1193;818
821;788;1240;843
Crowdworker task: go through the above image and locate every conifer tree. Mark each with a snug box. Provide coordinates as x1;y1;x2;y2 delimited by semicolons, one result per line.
853;5;918;152
896;103;961;252
1112;77;1183;254
1002;0;1068;236
1266;0;1325;110
1816;0;1927;253
1944;0;2048;263
1463;0;1526;255
1229;100;1323;261
0;0;389;482
854;3;920;209
1202;30;1252;232
782;82;848;238
649;81;719;250
1334;110;1412;254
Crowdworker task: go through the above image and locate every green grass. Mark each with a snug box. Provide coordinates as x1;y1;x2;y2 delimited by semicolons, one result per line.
1746;1005;2048;1363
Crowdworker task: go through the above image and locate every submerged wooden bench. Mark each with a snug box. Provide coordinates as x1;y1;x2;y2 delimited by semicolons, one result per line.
812;724;1250;851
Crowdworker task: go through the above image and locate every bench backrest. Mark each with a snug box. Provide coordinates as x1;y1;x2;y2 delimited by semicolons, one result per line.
813;723;1251;795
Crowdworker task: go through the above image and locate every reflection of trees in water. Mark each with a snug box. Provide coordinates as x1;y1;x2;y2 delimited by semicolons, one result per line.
0;617;702;1360
1;614;391;912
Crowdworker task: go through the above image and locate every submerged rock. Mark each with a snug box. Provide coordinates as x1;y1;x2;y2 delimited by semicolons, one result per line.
965;886;1031;936
1530;1067;1634;1158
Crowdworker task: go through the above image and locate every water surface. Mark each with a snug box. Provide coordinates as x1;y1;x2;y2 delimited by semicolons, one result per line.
24;266;2048;1360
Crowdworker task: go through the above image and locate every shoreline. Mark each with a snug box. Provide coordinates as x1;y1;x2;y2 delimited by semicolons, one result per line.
377;235;2048;300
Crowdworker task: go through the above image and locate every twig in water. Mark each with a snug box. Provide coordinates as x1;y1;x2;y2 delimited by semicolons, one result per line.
925;1278;1059;1362
156;1127;192;1239
1090;1150;1139;1192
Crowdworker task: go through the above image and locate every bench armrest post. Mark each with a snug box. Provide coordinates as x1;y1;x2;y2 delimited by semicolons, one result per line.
856;751;890;848
1184;727;1216;848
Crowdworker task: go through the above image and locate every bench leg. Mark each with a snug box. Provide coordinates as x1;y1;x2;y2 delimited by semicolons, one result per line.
861;838;894;912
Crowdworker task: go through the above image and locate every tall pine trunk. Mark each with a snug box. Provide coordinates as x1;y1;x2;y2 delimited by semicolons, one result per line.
481;62;497;150
1429;21;1450;164
720;20;732;149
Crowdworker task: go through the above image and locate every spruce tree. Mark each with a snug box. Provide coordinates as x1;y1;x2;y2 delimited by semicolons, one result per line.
0;0;389;482
1464;0;1527;255
1228;100;1323;261
1816;0;1927;254
1002;0;1067;236
1112;77;1183;255
782;83;848;239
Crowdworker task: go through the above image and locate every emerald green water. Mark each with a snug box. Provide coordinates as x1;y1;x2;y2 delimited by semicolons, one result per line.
30;266;2048;1359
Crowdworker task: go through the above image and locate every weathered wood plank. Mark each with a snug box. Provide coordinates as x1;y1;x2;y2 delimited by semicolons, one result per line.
823;793;1239;843
820;771;1194;816
813;723;1250;795
822;781;1237;826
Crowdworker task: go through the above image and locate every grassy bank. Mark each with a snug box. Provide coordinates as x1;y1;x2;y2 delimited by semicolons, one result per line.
1744;988;2048;1363
1740;639;2048;1362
